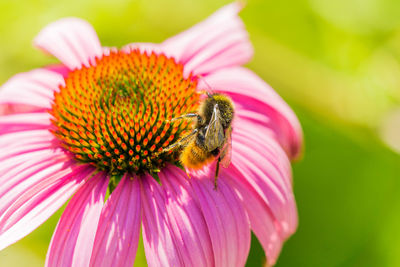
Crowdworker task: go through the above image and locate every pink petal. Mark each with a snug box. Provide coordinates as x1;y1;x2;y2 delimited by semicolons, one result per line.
141;168;218;267
222;121;298;265
0;68;64;110
234;118;293;189
0;159;80;222
122;42;163;55
46;172;109;267
0;130;57;175
0;162;94;251
0;130;56;161
0;103;44;116
190;175;251;267
34;18;102;70
0;150;67;208
157;166;214;267
141;176;184;267
0;129;54;148
234;126;298;236
45;64;70;78
161;2;253;77
0;123;56;179
89;176;141;267
226;169;284;266
0;113;51;134
198;67;303;160
102;46;118;56
0;152;68;227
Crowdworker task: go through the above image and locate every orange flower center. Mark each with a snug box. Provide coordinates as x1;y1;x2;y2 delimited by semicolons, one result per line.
50;49;200;177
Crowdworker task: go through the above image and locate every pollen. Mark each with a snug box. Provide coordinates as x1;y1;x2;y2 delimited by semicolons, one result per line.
50;49;200;175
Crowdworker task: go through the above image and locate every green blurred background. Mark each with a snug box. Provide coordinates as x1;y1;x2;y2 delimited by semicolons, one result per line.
1;0;400;266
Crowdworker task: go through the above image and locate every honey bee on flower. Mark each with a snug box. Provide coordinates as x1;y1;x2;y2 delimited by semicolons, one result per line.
159;92;234;189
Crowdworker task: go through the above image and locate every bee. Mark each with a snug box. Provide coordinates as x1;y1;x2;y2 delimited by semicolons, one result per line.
162;92;234;189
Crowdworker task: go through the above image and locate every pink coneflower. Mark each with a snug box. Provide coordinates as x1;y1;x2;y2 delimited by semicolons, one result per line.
0;3;302;267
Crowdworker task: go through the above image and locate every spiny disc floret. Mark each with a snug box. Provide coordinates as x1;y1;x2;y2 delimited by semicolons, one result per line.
51;49;199;175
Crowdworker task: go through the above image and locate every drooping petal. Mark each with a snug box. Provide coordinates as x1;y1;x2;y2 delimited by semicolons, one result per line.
0;69;64;111
161;2;253;77
34;18;103;70
198;67;303;160
157;166;214;267
0;163;94;251
46;172;109;267
89;176;141;267
141;176;186;267
190;175;251;267
225;168;284;266
234;117;293;188
234;124;298;236
220;120;298;265
141;167;217;267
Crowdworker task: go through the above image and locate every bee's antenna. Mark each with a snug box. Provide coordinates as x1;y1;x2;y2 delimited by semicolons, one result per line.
197;74;214;96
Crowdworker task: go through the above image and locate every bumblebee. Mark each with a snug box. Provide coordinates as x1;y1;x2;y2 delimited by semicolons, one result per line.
162;92;234;189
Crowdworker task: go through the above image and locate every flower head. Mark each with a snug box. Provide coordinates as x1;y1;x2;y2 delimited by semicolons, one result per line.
0;3;303;266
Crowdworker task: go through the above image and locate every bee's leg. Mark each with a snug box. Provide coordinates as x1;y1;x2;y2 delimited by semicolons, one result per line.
157;128;198;154
214;156;221;190
169;113;204;125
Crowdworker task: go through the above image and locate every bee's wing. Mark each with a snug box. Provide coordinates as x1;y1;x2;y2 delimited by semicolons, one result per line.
220;127;232;168
204;104;225;151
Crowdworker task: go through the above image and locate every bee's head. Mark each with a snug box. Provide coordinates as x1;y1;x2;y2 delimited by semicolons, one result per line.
211;93;234;127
